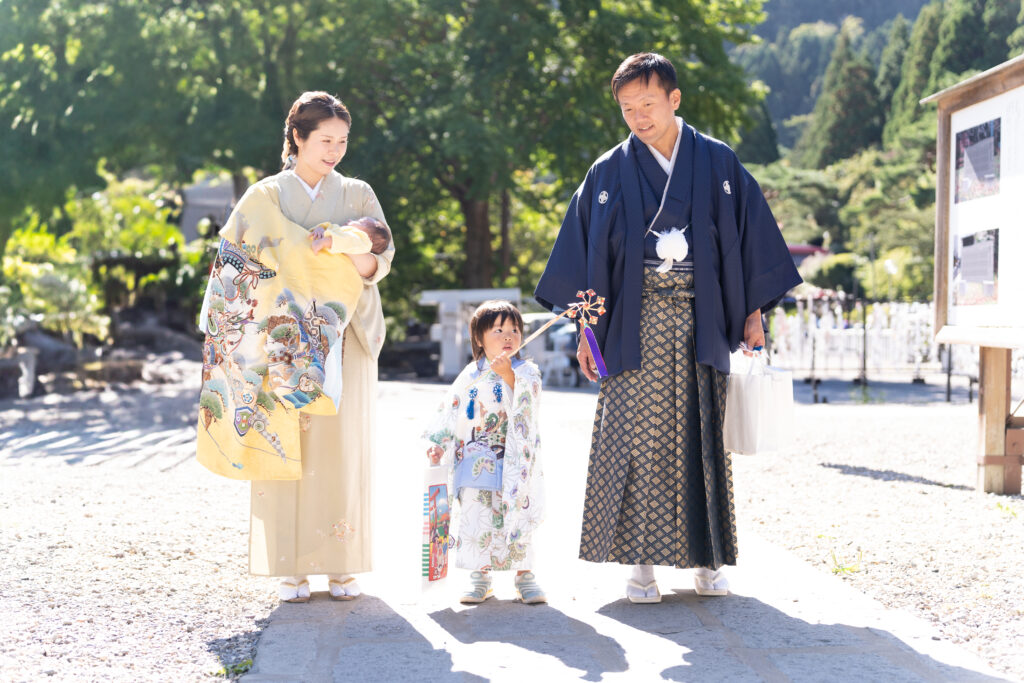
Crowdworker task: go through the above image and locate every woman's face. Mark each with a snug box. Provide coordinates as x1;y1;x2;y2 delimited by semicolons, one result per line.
479;315;522;361
295;116;350;180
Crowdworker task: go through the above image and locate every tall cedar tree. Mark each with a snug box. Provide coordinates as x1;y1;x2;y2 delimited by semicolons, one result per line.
875;15;910;116
981;0;1020;66
937;0;1007;92
884;1;943;145
736;100;781;164
1009;0;1024;57
796;19;883;168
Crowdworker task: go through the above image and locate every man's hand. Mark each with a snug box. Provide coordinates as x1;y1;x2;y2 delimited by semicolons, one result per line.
577;336;600;382
742;309;765;356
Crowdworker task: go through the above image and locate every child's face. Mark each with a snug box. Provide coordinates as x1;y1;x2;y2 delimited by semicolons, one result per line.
479;315;522;361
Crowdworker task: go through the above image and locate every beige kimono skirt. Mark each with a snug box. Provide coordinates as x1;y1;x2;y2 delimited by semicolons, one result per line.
248;170;393;577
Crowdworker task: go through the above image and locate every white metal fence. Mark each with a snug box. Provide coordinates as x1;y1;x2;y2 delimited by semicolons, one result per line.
768;300;1024;383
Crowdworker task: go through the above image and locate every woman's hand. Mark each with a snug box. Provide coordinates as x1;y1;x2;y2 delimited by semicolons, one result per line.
426;445;443;465
489;352;515;390
309;225;331;254
742;309;765;356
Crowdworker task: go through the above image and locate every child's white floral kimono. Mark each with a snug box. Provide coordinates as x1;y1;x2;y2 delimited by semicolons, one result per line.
424;358;545;571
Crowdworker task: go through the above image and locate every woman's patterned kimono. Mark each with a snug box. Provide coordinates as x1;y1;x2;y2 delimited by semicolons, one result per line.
424;359;545;571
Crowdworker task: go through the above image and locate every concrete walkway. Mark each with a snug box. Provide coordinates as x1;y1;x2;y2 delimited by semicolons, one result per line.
241;381;1008;683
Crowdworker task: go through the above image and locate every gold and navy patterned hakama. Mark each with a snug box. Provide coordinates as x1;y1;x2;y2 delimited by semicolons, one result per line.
579;266;737;569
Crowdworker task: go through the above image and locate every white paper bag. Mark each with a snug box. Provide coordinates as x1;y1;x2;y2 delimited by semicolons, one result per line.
723;354;794;455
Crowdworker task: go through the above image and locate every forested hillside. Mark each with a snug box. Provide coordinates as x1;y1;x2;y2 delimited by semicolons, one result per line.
735;0;1024;302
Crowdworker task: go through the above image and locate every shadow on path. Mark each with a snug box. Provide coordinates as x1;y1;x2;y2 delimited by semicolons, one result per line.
430;599;628;681
240;593;485;682
0;384;197;468
599;589;1004;682
819;463;973;491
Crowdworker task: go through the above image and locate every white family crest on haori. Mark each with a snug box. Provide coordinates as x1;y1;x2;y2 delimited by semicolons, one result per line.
654;226;689;273
598;190;609;204
723;180;732;195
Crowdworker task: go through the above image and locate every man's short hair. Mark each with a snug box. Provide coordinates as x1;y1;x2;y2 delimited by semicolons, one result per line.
611;53;678;101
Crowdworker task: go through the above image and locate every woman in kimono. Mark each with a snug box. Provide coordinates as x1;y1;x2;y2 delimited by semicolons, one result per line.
246;91;394;602
535;54;801;602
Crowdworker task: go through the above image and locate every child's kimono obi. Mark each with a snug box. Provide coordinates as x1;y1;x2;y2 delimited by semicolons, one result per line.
454;441;504;492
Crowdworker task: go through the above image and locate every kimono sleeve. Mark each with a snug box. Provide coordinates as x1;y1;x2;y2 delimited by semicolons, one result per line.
534;170;594;313
501;361;545;539
734;164;802;315
421;367;473;465
505;362;542;475
322;223;372;255
358;182;394;286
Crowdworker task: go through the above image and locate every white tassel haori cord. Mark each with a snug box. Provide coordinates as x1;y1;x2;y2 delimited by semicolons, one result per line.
654;227;689;273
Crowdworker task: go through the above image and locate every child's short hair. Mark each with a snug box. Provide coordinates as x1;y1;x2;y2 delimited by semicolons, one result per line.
351;216;391;254
469;300;524;361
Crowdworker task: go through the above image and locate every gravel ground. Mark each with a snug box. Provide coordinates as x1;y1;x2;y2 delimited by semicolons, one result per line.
1;356;1022;681
732;401;1024;680
0;358;278;682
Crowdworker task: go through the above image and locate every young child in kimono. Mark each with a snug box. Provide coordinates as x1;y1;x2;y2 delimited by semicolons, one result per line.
310;216;391;255
424;300;547;605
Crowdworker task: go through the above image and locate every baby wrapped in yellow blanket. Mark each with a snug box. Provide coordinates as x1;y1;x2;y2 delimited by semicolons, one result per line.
196;182;390;480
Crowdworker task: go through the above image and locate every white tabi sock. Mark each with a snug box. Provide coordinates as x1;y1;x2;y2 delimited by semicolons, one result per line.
630;564;655;585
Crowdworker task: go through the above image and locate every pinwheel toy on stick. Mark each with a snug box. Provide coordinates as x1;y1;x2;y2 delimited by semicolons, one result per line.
566;289;609;378
468;289;608;388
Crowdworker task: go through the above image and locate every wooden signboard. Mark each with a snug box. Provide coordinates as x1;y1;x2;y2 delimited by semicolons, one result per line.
922;55;1024;494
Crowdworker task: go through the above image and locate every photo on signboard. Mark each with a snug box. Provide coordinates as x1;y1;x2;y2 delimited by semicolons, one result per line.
952;228;999;306
955;118;1001;203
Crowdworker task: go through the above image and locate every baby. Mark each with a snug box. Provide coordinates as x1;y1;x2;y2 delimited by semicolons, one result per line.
310;216;391;255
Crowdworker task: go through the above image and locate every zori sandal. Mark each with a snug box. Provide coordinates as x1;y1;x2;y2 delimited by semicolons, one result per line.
693;568;729;596
329;576;361;601
279;579;311;603
459;571;493;604
626;579;661;604
514;572;547;605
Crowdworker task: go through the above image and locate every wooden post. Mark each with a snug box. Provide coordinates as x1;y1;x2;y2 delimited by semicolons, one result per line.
976;346;1017;494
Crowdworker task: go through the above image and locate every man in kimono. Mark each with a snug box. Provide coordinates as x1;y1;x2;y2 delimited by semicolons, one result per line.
535;53;801;602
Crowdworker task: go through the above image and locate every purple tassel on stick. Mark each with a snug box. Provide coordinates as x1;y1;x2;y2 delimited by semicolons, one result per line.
582;325;608;378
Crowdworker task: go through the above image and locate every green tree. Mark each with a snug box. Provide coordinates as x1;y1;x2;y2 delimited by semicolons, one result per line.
795;18;883;168
875;15;910;115
771;22;838;148
981;0;1020;66
1009;1;1024;57
928;0;990;92
0;0;176;267
753;0;930;41
885;1;943;145
2;0;768;297
328;0;766;288
749;163;843;247
735;100;781;164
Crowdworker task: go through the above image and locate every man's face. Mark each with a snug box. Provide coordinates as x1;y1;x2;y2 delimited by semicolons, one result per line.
616;74;681;153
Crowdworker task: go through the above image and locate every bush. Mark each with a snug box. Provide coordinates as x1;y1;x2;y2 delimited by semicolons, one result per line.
801;252;863;295
2;222;109;348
